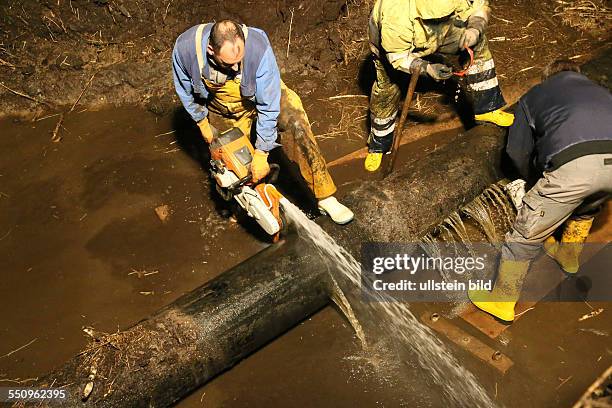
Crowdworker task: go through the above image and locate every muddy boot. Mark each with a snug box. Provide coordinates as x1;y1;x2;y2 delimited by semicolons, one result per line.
365;131;393;172
468;259;530;322
544;218;594;274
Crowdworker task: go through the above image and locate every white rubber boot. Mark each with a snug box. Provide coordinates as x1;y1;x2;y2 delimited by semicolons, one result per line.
318;196;354;225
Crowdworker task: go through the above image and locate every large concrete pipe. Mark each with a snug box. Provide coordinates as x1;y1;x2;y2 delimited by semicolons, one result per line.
38;125;504;406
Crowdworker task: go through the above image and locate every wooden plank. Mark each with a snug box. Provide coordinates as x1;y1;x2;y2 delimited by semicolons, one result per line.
326;119;461;167
460;302;536;339
421;312;514;374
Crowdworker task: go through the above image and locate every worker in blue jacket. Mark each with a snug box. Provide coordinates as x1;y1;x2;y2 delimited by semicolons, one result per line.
172;20;354;224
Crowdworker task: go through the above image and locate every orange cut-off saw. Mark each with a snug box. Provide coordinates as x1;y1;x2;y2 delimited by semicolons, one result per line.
209;127;288;237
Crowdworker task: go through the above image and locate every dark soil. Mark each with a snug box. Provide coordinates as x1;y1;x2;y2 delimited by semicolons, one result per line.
0;0;359;117
1;0;609;123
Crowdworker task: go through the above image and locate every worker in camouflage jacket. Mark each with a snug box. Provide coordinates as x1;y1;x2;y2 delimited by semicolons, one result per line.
365;0;514;171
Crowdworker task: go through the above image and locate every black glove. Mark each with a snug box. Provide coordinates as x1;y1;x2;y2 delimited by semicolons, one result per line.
409;58;452;81
425;63;453;81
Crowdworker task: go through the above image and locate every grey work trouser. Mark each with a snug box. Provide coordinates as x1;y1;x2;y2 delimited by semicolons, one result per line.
502;154;612;262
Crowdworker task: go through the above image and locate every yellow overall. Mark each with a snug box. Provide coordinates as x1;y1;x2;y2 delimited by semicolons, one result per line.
205;77;337;199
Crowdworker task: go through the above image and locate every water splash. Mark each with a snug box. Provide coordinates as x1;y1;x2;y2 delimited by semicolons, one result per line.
462;183;516;242
445;212;478;260
420;234;450;281
281;200;496;408
445;213;471;245
421;182;516;291
462;194;499;242
439;224;454;241
488;183;516;227
329;274;367;347
420;214;475;282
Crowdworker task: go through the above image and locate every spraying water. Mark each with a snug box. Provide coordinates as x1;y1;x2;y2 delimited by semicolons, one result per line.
281;200;496;408
487;183;516;227
445;212;472;249
462;195;499;242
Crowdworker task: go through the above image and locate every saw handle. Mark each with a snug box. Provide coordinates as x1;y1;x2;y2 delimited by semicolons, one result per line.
229;163;281;192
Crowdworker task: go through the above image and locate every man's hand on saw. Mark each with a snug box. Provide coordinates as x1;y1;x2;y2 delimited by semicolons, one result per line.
251;149;270;182
197;118;215;143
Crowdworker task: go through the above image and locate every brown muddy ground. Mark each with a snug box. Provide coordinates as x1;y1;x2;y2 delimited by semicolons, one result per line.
0;109;268;383
1;107;611;408
1;0;611;407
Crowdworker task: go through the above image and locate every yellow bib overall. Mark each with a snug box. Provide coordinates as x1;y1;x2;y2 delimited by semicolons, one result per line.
205;76;257;138
203;71;336;199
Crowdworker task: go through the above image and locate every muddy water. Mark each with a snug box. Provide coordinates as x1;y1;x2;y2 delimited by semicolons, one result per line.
2;106;611;408
0;108;267;382
281;200;496;407
0;104;469;406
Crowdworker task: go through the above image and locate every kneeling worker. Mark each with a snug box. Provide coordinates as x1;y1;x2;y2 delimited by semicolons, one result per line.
172;20;353;224
366;0;514;171
470;60;612;322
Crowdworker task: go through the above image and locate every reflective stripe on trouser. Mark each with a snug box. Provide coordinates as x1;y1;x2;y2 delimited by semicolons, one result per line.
369;56;400;153
501;154;612;262
436;28;506;115
207;79;337;199
463;56;506;114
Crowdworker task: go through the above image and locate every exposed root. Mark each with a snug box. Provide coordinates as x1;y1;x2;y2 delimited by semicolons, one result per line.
553;0;612;32
316;101;368;142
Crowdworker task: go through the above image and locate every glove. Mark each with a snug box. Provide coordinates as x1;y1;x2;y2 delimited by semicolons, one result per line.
408;58;452;81
425;63;453;81
197;118;214;143
459;28;479;50
251;149;270;182
504;179;526;210
460;15;487;50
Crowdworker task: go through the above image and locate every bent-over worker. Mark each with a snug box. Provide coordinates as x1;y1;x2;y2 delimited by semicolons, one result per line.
172;20;354;224
365;0;514;171
470;60;612;322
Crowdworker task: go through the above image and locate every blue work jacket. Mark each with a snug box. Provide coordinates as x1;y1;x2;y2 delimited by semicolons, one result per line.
172;24;281;151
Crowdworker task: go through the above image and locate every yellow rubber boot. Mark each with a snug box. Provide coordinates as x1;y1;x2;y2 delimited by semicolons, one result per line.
468;259;530;322
364;152;383;172
548;218;594;274
474;109;515;127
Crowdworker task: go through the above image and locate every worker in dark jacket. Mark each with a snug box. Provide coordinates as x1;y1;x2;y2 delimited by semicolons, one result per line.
470;60;612;322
